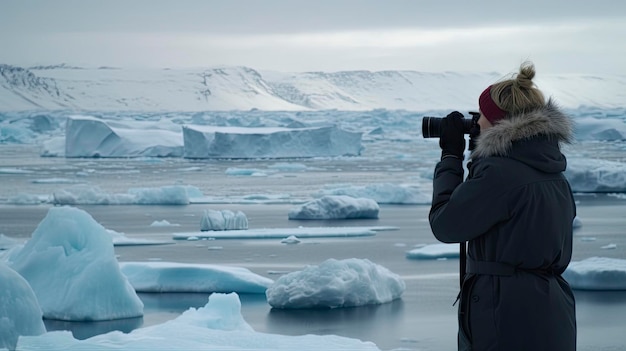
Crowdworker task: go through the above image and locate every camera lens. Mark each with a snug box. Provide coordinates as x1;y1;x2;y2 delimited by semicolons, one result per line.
421;117;442;138
421;116;474;138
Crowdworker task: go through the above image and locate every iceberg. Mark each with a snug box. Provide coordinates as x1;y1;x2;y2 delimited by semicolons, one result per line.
574;117;626;140
8;206;144;321
65;116;183;158
566;158;626;193
0;262;46;350
183;125;362;158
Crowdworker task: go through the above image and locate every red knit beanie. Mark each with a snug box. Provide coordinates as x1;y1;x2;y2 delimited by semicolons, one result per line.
479;85;507;123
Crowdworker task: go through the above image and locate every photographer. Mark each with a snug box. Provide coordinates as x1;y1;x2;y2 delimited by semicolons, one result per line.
428;62;576;350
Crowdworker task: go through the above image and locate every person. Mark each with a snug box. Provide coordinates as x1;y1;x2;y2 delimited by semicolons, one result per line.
428;61;577;351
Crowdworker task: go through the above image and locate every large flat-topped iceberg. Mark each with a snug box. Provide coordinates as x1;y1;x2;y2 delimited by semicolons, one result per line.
183;125;362;158
65;116;183;158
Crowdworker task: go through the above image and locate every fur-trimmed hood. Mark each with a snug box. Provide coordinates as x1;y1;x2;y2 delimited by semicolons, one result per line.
471;99;573;159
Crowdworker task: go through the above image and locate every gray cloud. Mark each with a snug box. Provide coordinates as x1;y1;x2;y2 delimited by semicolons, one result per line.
2;0;623;34
1;0;624;74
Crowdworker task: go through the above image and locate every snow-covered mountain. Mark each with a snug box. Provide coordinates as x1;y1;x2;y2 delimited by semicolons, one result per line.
1;64;625;112
0;65;75;109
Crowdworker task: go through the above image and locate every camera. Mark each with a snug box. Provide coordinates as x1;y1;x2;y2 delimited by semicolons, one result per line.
421;112;480;138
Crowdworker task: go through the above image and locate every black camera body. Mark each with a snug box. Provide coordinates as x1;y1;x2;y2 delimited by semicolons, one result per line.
421;112;480;138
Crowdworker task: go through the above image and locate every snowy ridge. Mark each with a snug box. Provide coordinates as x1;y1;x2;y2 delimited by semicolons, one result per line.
0;65;74;109
1;64;625;111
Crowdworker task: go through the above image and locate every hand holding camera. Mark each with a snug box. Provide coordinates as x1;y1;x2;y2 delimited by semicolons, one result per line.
422;111;481;159
439;111;466;159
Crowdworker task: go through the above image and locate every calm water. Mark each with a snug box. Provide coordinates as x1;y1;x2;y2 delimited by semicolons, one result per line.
1;145;626;350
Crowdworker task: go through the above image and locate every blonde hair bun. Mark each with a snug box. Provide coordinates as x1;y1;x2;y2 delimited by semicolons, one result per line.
516;61;536;89
491;61;545;115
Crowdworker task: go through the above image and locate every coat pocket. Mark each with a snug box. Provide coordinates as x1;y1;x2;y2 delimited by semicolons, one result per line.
458;275;476;349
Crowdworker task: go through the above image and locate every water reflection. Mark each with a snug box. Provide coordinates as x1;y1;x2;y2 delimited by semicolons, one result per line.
139;292;268;311
44;317;143;340
573;290;626;304
265;299;405;339
573;290;626;329
139;292;212;312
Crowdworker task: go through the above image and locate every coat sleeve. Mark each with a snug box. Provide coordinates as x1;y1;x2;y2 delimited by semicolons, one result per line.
429;158;510;243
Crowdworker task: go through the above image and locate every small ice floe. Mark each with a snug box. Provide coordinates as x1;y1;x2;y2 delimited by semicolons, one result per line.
0;167;34;174
315;183;430;205
579;237;597;242
51;184;195;205
150;220;180;227
225;168;268;176
207;246;223;251
563;257;626;290
0;234;24;250
200;209;248;231
268;162;307;172
288;195;379;220
5;193;49;205
406;243;460;260
266;258;405;309
243;193;291;202
268;270;291;275
572;216;583;228
178;166;203;172
120;262;273;293
31;178;81;184
108;229;172;246
173;226;395;240
281;235;301;244
601;243;618;250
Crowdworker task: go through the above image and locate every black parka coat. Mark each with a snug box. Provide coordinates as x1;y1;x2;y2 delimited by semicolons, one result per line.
429;101;577;351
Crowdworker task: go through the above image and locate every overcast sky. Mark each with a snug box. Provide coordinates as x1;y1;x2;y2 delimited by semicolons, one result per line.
1;0;624;75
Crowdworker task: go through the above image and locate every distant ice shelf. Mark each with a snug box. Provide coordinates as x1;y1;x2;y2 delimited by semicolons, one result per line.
183;125;362;159
63;116;362;158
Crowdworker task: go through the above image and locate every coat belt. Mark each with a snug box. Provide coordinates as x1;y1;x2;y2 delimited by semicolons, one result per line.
466;260;516;276
466;259;558;276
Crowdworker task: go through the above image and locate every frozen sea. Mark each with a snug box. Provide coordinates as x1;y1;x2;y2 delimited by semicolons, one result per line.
1;142;626;350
